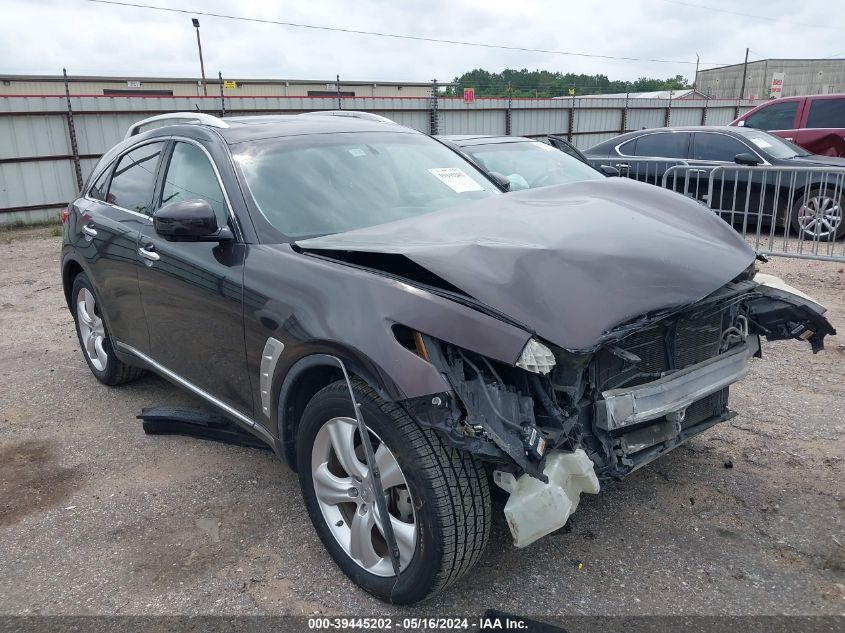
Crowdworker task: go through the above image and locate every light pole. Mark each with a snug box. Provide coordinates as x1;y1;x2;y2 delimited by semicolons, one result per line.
192;18;207;96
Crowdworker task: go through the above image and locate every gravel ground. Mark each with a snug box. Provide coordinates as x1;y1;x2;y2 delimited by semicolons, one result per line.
0;228;843;618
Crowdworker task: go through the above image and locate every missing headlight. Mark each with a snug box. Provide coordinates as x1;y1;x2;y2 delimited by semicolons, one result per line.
516;338;556;375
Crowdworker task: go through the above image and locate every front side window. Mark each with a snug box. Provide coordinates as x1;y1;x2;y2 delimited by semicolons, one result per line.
691;133;751;162
806;98;845;128
107;142;164;215
744;100;799;131
464;141;603;191
631;132;690;159
234;132;498;239
159;142;228;226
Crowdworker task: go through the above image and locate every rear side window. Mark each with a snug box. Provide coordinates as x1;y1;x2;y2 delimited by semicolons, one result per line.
159;142;228;226
691;133;751;161
744;100;799;131
806;98;845;128
107;142;165;215
88;167;111;202
630;132;690;159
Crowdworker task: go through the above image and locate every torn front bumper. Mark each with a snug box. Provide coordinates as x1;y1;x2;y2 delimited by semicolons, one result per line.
598;337;760;432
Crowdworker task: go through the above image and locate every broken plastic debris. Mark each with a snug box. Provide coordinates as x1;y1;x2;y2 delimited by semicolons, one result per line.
501;449;600;548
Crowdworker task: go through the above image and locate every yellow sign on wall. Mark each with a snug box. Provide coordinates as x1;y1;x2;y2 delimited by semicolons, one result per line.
223;81;237;90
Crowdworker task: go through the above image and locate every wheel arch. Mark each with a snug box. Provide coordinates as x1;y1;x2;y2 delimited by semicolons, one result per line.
61;254;86;311
275;350;402;471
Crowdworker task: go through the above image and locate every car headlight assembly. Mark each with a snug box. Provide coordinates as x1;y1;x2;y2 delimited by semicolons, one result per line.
516;338;556;375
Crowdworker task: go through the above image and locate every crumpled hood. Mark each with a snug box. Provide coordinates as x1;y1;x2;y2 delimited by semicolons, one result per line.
297;178;756;351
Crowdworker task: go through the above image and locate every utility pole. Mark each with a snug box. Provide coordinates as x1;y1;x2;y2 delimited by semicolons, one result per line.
693;53;700;90
738;47;749;101
192;18;207;96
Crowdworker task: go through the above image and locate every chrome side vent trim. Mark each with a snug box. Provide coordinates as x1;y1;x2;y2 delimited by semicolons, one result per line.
260;337;285;419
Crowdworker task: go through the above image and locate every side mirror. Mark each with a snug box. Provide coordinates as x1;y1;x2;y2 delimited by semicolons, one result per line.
734;153;761;166
153;199;232;242
488;171;511;191
600;165;620;177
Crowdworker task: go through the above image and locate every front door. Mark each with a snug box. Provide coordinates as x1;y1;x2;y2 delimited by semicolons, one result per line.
136;139;252;417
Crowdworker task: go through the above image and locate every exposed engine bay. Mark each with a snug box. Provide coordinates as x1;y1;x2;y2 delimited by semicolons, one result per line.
396;269;834;545
406;269;831;477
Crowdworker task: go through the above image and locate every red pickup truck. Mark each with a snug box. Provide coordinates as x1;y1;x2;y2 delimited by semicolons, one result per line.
731;94;845;157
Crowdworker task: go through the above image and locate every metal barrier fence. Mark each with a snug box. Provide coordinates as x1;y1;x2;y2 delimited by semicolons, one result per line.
588;157;845;262
0;92;761;225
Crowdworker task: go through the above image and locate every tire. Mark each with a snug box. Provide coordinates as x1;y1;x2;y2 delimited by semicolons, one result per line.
297;379;491;604
790;187;845;241
71;272;145;386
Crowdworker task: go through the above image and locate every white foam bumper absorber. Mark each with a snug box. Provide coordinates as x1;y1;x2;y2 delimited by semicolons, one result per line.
500;449;600;548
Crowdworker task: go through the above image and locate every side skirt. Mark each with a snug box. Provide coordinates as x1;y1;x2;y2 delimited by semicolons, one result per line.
114;341;280;453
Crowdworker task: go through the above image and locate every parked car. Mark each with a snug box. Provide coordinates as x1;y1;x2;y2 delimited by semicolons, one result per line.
584;125;845;240
62;111;835;603
731;94;845;157
438;134;608;191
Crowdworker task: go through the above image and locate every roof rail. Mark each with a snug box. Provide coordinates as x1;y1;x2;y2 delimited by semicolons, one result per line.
124;112;229;139
299;110;397;125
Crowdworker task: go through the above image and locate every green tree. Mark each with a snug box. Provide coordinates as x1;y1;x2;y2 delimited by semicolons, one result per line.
446;69;690;97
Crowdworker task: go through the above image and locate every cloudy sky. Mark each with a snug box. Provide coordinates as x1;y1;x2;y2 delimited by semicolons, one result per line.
1;0;841;83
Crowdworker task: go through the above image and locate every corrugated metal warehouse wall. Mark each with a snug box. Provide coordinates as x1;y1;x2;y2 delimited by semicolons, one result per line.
696;59;845;100
0;94;760;225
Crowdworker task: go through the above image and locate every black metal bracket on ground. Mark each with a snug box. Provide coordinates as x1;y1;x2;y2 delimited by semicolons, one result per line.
137;406;270;450
328;356;402;580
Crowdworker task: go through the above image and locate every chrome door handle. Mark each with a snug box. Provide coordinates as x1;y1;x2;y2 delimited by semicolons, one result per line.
688;169;708;174
82;225;98;238
138;245;160;262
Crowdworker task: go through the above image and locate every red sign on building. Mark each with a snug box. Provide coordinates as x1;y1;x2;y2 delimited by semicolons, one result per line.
463;87;475;103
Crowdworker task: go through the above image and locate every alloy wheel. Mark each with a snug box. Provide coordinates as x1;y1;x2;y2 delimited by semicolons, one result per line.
76;287;108;372
311;417;416;577
797;194;843;239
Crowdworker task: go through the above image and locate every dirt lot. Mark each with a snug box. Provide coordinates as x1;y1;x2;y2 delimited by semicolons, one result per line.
1;228;843;617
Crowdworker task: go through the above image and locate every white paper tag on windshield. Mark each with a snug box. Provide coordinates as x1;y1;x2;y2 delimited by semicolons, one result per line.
749;138;771;149
532;141;557;151
428;167;485;193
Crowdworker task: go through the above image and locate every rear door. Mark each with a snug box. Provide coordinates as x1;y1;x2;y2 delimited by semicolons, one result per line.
795;96;845;156
73;141;166;353
136;138;252;416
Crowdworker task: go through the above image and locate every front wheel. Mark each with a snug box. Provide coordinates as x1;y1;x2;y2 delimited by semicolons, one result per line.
791;187;845;240
297;380;491;604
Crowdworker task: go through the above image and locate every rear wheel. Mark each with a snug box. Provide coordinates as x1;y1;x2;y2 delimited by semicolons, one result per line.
71;273;145;385
791;187;845;240
297;380;491;604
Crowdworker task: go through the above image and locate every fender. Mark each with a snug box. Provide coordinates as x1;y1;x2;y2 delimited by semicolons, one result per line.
272;345;448;469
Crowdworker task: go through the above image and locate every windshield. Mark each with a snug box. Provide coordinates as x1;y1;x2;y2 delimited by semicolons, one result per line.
461;140;604;190
233;132;498;239
737;129;811;159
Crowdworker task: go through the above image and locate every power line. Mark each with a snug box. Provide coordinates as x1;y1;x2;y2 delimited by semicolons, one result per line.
660;0;838;31
83;0;730;66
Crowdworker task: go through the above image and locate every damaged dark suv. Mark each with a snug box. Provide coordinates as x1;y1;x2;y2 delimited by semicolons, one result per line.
61;111;835;604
